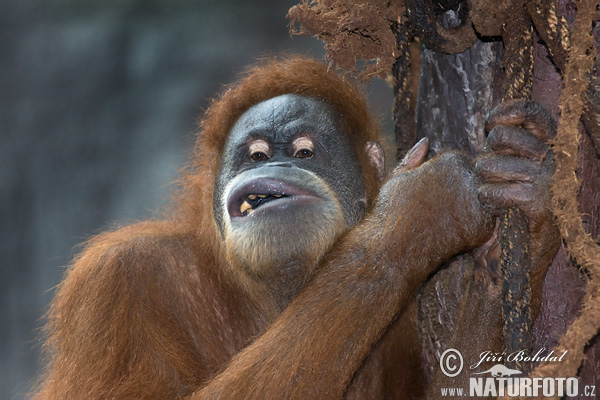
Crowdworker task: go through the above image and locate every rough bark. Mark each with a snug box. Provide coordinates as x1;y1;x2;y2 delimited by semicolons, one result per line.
413;41;502;157
413;14;600;397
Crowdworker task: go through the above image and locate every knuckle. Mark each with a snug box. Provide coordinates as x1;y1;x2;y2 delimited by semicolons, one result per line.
474;158;489;174
475;153;494;165
486;127;502;147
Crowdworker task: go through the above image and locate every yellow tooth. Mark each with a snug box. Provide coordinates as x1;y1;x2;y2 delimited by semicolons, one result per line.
248;194;257;200
247;209;254;215
258;194;267;198
240;201;252;213
274;194;282;198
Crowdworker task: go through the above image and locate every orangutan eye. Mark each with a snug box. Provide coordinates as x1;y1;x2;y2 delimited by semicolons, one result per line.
251;152;269;161
295;149;314;159
292;137;315;159
248;140;271;162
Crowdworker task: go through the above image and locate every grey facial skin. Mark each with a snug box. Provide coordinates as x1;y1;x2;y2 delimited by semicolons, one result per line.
213;94;368;234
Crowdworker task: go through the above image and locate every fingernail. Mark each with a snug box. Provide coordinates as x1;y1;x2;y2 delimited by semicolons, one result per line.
408;137;428;157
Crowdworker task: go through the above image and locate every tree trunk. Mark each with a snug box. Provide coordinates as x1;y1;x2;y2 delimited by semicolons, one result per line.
410;16;600;397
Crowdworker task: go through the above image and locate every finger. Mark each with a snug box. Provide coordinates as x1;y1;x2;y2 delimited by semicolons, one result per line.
475;156;542;184
485;100;556;141
486;125;548;159
477;183;534;213
395;137;429;172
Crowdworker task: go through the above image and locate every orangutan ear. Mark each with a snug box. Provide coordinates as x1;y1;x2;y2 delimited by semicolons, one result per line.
365;141;386;182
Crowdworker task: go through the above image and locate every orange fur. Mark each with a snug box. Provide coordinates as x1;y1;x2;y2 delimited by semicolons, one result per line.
34;56;499;399
34;56;392;399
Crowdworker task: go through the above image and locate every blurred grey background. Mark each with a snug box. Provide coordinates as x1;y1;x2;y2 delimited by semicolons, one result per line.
0;1;393;398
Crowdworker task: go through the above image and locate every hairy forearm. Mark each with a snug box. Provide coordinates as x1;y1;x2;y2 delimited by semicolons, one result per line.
194;229;415;399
